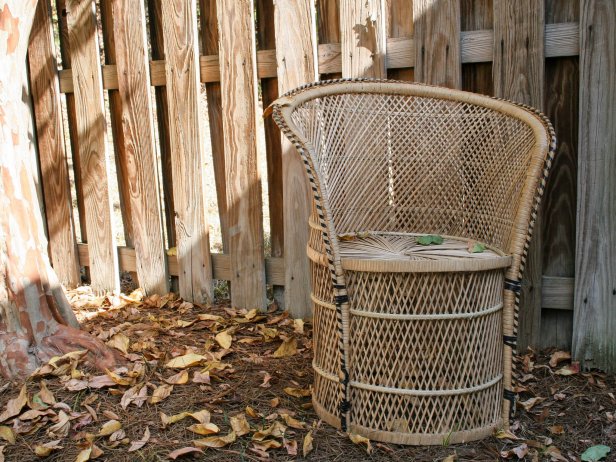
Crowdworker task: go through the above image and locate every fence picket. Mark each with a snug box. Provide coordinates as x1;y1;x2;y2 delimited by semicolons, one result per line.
161;0;213;303
65;0;119;292
217;0;267;310
386;0;414;80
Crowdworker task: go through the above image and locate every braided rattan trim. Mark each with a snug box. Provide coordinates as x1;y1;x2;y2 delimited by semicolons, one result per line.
313;362;341;383
349;302;503;321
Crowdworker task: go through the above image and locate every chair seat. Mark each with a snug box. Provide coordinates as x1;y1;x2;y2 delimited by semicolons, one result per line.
333;233;512;273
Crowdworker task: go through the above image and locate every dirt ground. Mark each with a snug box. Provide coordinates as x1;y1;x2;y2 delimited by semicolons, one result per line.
0;290;614;462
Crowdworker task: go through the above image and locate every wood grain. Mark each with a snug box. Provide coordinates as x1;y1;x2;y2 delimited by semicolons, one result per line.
316;0;341;79
65;0;119;292
274;0;318;318
200;0;229;252
540;0;579;348
100;0;133;247
147;0;176;250
340;0;387;78
217;0;267;310
28;0;80;288
255;0;284;306
573;0;616;372
112;0;169;295
386;0;413;80
461;0;493;95
493;0;545;349
161;0;213;303
413;0;461;88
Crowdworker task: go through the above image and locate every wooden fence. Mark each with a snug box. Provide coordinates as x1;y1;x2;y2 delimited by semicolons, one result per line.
26;0;615;368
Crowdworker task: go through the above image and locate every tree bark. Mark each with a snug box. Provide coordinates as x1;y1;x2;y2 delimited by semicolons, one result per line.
0;0;119;379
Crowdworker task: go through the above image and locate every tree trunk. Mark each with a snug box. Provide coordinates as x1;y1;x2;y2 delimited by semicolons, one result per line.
0;0;119;378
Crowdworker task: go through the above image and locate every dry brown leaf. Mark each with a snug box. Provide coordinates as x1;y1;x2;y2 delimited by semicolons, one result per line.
197;314;223;322
549;351;571;368
283;387;311;398
87;375;116;389
75;446;92;462
103;410;120;420
164;370;189;385
544;446;568;461
253;439;282;451
175;320;195;328
192;371;210;384
281;413;304;429
193;431;236;448
284;438;298;456
442;454;456;462
252;421;286;441
273;337;298;358
548;425;565;435
167;447;204;459
33;440;63;457
161;412;190;428
98;420;122;437
120;385;148;409
230;414;250;436
188;410;211;424
349;433;373;454
495;429;520;440
0;385;27;422
519;397;545;411
0;445;5;462
293;319;304;334
150;384;174;404
303;431;314;457
106;333;130;355
38;381;56;406
47;410;70;438
555;363;580;376
215;330;233;349
0;427;15;444
260;372;272;388
246;406;259;418
269;397;280;408
128;427;150;452
165;354;207;369
187;423;220;436
104;369;133;386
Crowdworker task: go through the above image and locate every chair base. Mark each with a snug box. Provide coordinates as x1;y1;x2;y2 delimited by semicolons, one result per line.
313;398;502;446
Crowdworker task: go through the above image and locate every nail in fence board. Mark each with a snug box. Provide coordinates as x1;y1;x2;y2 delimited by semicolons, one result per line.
493;0;545;350
200;0;230;252
112;0;169;295
340;0;387;78
573;0;616;373
413;0;461;88
217;0;267;310
274;0;318;318
65;0;119;292
28;0;81;288
161;0;213;303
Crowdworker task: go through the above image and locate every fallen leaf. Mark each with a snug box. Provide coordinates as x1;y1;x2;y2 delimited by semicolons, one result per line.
260;372;273;388
33;440;63;457
0;427;15;444
548;425;565;435
165;354;207;369
104;369;132;386
161;412;190;428
283;387;311;398
98;420;122;437
187;423;220;436
303;431;314;457
513;444;528;458
38;381;56;406
246;406;259;418
293;319;304;334
281;413;304;429
442;454;456;462
495;429;520;440
128;427;151;452
0;385;27;422
188;410;211;424
416;234;444;245
106;333;130;355
467;241;486;253
75;446;92;462
230;414;250;436
581;445;611;462
121;385;148;409
193;431;236;448
544;446;568;461
164;370;189;385
167;447;204;459
269;397;279;407
197;314;223;322
253;439;282;451
519;397;545;411
252;421;286;441
150;385;174;404
284;438;298;456
273;338;297;358
192;371;210;384
103;410;120;420
47;410;70;438
549;350;571;368
555;362;580;376
349;433;373;454
215;330;233;349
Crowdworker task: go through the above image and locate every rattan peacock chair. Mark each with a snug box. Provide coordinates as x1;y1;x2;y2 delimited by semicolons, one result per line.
271;79;556;445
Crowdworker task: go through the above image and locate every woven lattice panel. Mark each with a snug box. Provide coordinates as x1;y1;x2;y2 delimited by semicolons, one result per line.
290;93;536;250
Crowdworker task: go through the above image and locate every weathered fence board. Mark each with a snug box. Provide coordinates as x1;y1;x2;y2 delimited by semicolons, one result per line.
274;0;318;318
413;0;461;87
573;0;616;372
386;0;413;80
317;0;341;79
65;0;119;292
493;0;545;349
28;0;80;288
161;0;213;303
200;0;229;252
217;0;266;310
340;0;387;78
112;0;169;295
461;0;493;95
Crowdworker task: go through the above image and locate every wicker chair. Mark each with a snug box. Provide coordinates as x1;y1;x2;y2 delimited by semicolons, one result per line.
271;79;555;445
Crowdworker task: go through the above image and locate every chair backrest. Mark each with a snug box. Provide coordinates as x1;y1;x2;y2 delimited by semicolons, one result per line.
272;80;555;257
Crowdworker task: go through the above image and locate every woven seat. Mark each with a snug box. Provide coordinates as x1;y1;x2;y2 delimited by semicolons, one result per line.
272;80;556;445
